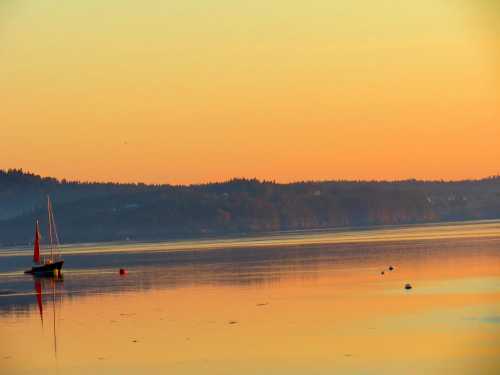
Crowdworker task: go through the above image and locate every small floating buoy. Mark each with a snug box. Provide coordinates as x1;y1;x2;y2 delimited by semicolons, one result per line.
119;268;127;275
388;266;394;271
404;283;412;290
381;271;385;275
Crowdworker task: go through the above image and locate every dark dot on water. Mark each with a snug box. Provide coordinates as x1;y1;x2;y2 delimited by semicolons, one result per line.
228;321;238;325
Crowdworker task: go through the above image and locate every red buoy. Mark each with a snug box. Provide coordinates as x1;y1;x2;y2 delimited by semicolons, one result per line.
119;268;127;275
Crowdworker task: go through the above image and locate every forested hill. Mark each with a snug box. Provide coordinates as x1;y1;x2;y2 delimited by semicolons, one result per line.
1;169;500;245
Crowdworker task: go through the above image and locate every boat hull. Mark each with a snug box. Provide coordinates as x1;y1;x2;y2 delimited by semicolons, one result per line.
25;261;64;276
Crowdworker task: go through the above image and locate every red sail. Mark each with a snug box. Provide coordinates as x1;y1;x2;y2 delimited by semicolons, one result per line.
33;220;40;264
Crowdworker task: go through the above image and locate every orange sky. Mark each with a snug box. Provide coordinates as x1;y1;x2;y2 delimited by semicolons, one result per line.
1;0;499;184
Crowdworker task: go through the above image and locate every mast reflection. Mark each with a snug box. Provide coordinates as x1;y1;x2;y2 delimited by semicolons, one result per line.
33;274;64;359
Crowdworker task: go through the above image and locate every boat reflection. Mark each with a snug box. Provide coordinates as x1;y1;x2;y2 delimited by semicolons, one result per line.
33;274;64;359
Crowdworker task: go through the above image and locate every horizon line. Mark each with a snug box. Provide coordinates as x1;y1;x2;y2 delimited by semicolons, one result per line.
2;168;500;187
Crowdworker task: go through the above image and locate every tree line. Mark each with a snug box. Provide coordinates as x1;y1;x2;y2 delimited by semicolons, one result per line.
1;169;500;245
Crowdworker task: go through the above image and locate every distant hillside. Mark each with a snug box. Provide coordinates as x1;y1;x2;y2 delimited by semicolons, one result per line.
0;169;163;220
1;169;500;245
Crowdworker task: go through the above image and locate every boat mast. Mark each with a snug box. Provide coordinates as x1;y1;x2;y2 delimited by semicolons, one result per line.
46;195;61;261
47;196;54;261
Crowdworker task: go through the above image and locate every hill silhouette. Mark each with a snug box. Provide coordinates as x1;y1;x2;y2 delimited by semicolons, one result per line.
1;169;500;245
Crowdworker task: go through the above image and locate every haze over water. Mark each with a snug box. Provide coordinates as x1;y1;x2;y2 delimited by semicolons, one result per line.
1;220;500;374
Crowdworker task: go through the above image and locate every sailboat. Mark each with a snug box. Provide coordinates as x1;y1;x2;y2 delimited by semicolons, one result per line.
25;196;64;276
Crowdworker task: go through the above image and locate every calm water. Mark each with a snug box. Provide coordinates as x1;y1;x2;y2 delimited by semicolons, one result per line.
1;221;500;374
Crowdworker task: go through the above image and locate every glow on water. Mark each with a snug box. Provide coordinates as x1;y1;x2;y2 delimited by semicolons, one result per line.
1;219;500;258
0;221;500;374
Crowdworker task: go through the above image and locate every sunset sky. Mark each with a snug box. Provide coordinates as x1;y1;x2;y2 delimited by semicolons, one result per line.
1;0;499;184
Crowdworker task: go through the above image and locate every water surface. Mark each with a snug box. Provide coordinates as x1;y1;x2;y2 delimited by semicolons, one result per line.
1;221;500;374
